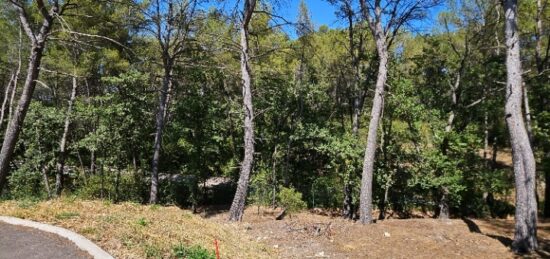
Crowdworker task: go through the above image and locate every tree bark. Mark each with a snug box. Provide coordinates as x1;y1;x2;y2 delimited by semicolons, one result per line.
483;111;489;163
41;163;52;199
55;74;78;197
357;0;424;224
0;1;57;192
2;25;22;129
544;147;550;217
503;0;538;253
229;0;256;221
90;150;96;175
359;40;388;224
149;64;172;204
522;83;533;145
0;73;16;127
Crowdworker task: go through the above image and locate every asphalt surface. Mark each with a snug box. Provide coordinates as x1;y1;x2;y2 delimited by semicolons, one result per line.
0;222;92;259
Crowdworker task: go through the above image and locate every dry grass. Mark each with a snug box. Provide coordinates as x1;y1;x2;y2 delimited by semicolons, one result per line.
0;199;273;258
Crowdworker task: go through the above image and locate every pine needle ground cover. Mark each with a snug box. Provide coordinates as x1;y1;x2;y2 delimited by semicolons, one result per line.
0;199;273;258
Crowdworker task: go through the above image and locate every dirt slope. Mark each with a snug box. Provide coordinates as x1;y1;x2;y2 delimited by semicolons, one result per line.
208;207;550;258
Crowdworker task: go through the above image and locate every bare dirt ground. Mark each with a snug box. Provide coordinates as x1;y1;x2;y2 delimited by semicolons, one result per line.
207;207;550;258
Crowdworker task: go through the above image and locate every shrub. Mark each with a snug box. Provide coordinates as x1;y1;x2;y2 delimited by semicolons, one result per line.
8;166;48;200
172;244;216;259
75;172;145;202
277;186;307;213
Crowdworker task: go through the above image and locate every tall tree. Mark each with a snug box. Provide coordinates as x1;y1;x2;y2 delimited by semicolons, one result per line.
329;0;369;220
533;0;550;219
0;0;70;192
0;24;21;129
141;0;198;204
503;0;538;253
55;69;78;197
228;0;257;221
358;0;440;224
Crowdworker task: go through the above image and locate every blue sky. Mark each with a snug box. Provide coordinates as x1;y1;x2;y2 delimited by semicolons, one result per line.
204;0;446;37
273;0;446;37
280;0;342;29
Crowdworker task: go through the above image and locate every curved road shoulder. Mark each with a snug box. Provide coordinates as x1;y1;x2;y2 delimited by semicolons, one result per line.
0;216;113;259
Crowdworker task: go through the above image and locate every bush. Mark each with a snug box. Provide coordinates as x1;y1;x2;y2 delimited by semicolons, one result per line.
277;186;307;213
8;166;48;200
75;172;145;202
248;169;276;207
172;244;216;259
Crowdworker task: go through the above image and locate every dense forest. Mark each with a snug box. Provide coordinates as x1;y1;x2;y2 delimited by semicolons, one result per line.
0;0;548;254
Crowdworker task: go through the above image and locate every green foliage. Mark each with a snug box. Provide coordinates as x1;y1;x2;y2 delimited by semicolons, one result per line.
75;172;145;203
277;186;307;213
8;168;47;200
172;244;216;259
144;244;162;258
310;177;344;209
136;217;149;227
55;212;80;220
2;0;545;220
249;168;276;207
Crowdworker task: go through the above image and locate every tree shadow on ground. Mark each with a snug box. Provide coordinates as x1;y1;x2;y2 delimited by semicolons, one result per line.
535;239;550;258
197;204;231;219
461;217;482;233
462;218;550;257
462;218;513;247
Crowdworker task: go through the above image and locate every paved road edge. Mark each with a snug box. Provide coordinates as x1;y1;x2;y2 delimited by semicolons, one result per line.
0;216;113;259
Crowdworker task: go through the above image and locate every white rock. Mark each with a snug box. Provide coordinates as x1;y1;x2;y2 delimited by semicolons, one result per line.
384;231;391;237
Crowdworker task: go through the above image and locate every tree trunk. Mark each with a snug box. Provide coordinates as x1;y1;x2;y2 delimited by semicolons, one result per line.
149;62;172;204
343;6;365;219
6;68;20;128
90;150;96;175
438;187;450;219
0;73;15;127
492;136;499;168
522;83;533;145
342;97;361;219
229;0;256;221
55;74;78;197
483;111;490;164
503;0;538;252
359;40;388;224
41;164;51;199
544;147;550;218
0;1;57;193
2;25;22;129
378;177;391;220
0;43;48;191
494;0;502;56
534;0;544;73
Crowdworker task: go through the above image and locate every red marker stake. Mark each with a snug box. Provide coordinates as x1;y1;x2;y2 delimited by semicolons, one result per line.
214;239;220;259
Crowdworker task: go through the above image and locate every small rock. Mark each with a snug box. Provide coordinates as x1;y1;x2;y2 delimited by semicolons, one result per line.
273;244;279;249
384;231;391;237
315;251;325;257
